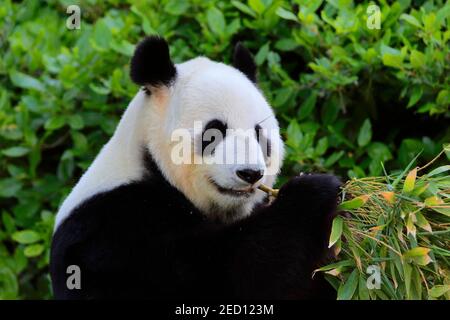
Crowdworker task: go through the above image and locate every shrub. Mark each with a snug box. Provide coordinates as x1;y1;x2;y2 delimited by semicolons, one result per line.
0;0;448;299
322;148;450;300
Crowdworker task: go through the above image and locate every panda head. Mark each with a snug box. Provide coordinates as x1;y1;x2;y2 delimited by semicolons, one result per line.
130;36;284;222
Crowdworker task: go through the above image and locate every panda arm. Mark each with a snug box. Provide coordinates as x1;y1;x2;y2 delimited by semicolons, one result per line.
224;174;341;298
174;174;341;299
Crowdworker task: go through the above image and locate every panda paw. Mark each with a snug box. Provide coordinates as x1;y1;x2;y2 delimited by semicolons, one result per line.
275;173;341;219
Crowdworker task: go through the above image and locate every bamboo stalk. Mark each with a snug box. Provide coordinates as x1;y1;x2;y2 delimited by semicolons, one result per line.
258;184;279;197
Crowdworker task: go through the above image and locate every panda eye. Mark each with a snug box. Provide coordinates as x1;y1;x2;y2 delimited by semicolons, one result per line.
255;124;271;158
201;119;227;156
204;119;227;137
255;124;262;142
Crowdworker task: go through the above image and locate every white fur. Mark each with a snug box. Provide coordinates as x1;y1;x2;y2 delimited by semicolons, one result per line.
54;57;284;230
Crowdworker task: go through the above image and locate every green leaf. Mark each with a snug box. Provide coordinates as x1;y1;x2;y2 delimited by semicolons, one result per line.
110;40;135;57
382;53;404;68
248;0;266;14
358;274;370;300
424;195;443;206
407;86;423;108
403;247;432;266
400;14;422;28
427;165;450;177
11;230;41;244
45;116;66;130
324;150;345;167
90;83;110;95
2;146;30;157
207;7;226;36
357;119;372;147
436;90;449;106
414;212;432;232
429;285;450;298
338;195;369;210
255;42;270;66
368;142;392;162
0;267;18;299
0;179;22;198
297;92;317;120
286;120;303;149
92;20;112;51
315;137;328;156
422;13;437;33
392;151;422;188
231;1;256;17
428;206;450;217
328;216;343;248
275;39;298;51
10;71;45;92
402;167;417;193
68;114;84;130
314;259;355;273
404;263;413;299
2;211;16;233
24;244;44;257
337;269;359;300
164;0;189;15
410;50;425;69
276;7;299;22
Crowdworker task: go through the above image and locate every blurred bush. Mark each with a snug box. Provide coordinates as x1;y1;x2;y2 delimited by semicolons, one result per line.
0;0;448;299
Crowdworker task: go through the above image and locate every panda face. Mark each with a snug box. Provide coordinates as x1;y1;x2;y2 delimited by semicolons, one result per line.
132;37;284;222
52;37;284;229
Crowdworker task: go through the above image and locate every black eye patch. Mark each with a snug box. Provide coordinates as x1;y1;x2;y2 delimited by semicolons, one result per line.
201;119;227;156
255;124;271;158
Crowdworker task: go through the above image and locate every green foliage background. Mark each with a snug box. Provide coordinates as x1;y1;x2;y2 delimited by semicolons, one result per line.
0;0;449;299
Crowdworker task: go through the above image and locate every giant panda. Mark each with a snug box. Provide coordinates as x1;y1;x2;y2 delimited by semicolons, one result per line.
50;36;341;300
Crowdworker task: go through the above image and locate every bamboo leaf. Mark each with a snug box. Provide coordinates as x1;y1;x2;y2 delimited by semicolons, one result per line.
403;247;432;266
411;267;422;299
403;247;430;258
314;260;354;273
358;274;370;300
337;269;359;300
427;165;450;177
404;263;412;300
429;206;450;216
429;285;450;298
380;191;395;204
392;151;422;188
338;195;369;210
403;168;417;193
412;183;429;196
424;196;444;206
328;216;343;248
414;212;432;232
406;214;416;238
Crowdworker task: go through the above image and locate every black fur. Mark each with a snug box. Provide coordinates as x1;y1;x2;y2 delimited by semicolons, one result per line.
255;124;271;158
201;119;228;156
50;148;340;300
233;43;257;83
130;36;177;87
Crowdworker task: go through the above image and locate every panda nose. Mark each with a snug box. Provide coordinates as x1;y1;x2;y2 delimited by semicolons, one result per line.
236;169;264;184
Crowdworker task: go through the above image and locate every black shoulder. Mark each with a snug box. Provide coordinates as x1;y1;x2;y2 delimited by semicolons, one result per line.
50;163;202;299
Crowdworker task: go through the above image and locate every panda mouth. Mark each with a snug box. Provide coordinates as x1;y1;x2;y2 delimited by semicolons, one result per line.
207;177;255;197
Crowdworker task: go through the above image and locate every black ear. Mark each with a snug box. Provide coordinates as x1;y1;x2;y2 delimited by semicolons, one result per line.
130;36;177;88
232;42;257;83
